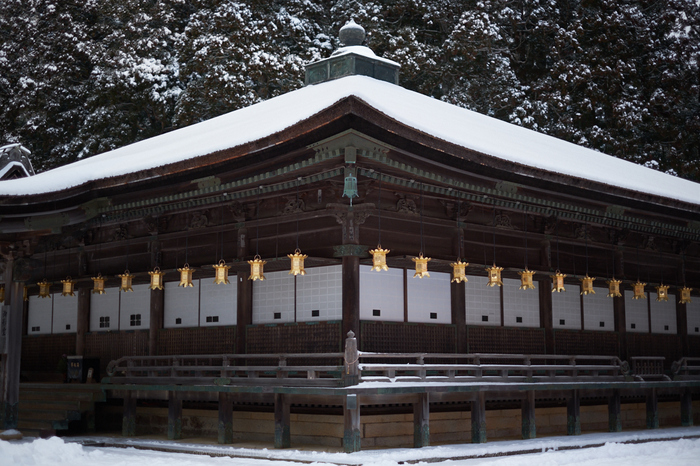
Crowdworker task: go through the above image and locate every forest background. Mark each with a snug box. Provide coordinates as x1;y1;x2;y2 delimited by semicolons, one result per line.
1;0;698;181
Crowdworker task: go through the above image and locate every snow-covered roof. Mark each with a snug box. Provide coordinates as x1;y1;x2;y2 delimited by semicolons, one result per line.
0;75;698;207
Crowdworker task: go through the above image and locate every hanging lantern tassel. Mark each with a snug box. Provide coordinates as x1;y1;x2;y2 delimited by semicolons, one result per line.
0;285;4;304
248;255;267;281
37;279;51;298
656;284;669;302
606;278;622;298
92;273;106;294
370;245;390;272
551;271;566;293
486;265;503;287
213;259;231;285
178;264;195;287
680;286;693;304
451;260;468;283
118;270;134;292
413;253;431;278
580;275;596;295
632;281;646;300
288;249;307;276
149;267;165;290
518;269;536;290
23;286;29;302
60;277;76;297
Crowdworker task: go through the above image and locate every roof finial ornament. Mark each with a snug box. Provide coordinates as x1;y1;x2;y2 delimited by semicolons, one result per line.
339;19;365;46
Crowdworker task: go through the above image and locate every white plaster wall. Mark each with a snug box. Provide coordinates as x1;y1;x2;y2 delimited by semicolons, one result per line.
650;294;677;334
465;275;501;326
200;278;237;326
582;289;614;331
296;265;342;322
90;289;120;331
552;289;581;329
120;283;151;330
360;265;404;322
687;299;700;336
27;295;52;335
624;290;649;333
52;293;78;334
164;280;199;328
502;278;540;327
407;270;451;324
253;270;295;324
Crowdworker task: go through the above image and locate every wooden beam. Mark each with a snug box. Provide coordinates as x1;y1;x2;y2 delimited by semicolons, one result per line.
681;388;693;427
567;390;581;435
274;393;291;448
343;394;361;452
122;391;136;437
414;392;430;447
608;389;622;432
218;393;234;444
168;390;183;440
646;388;659;429
471;391;486;443
521;390;536;439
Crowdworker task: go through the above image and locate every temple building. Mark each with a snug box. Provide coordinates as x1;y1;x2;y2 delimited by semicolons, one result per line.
1;21;699;447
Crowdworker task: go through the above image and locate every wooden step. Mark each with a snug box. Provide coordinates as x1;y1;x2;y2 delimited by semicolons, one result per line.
18;419;68;431
19;409;81;422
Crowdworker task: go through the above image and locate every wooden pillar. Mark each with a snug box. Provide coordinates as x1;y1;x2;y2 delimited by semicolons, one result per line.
343;394;361;452
451;281;467;353
521;391;536;439
608;389;622;432
614;294;627;361
676;298;689;357
236;227;252;354
218;392;234;444
1;256;23;429
539;277;554;354
274;393;291;448
168;390;183;440
471;392;486;443
76;286;90;356
681;388;693;427
646;388;659;429
342;255;360;349
413;392;430;447
149;288;164;356
567;390;581;435
122;391;136;437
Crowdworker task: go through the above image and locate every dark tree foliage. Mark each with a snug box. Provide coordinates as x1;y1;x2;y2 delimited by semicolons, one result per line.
1;0;698;181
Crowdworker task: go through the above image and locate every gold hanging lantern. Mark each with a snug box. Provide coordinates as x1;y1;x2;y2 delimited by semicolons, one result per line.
606;278;622;298
412;253;431;278
656;284;669;302
248;255;267;281
486;265;503;287
288;249;307;276
60;277;76;297
0;285;4;304
679;286;693;304
178;264;195;287
632;281;646;300
38;279;51;298
580;275;596;295
369;245;390;272
148;267;165;290
451;260;468;283
92;273;106;294
118;270;134;292
551;271;566;293
213;259;231;285
518;269;536;290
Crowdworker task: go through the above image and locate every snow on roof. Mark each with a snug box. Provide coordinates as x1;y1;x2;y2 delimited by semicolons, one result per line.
329;45;401;67
1;75;699;207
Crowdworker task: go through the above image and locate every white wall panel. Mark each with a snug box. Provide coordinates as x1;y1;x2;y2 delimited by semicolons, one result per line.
296;265;342;322
90;289;120;332
27;295;52;335
687;299;700;336
624;290;649;333
502;278;539;327
164;280;199;328
52;293;78;334
360;265;404;322
552;290;581;329
650;294;677;334
582;289;614;331
407;271;451;324
253;270;295;324
200;278;237;326
465;275;501;326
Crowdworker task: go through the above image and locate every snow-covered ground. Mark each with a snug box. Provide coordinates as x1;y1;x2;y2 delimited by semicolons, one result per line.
2;427;700;466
